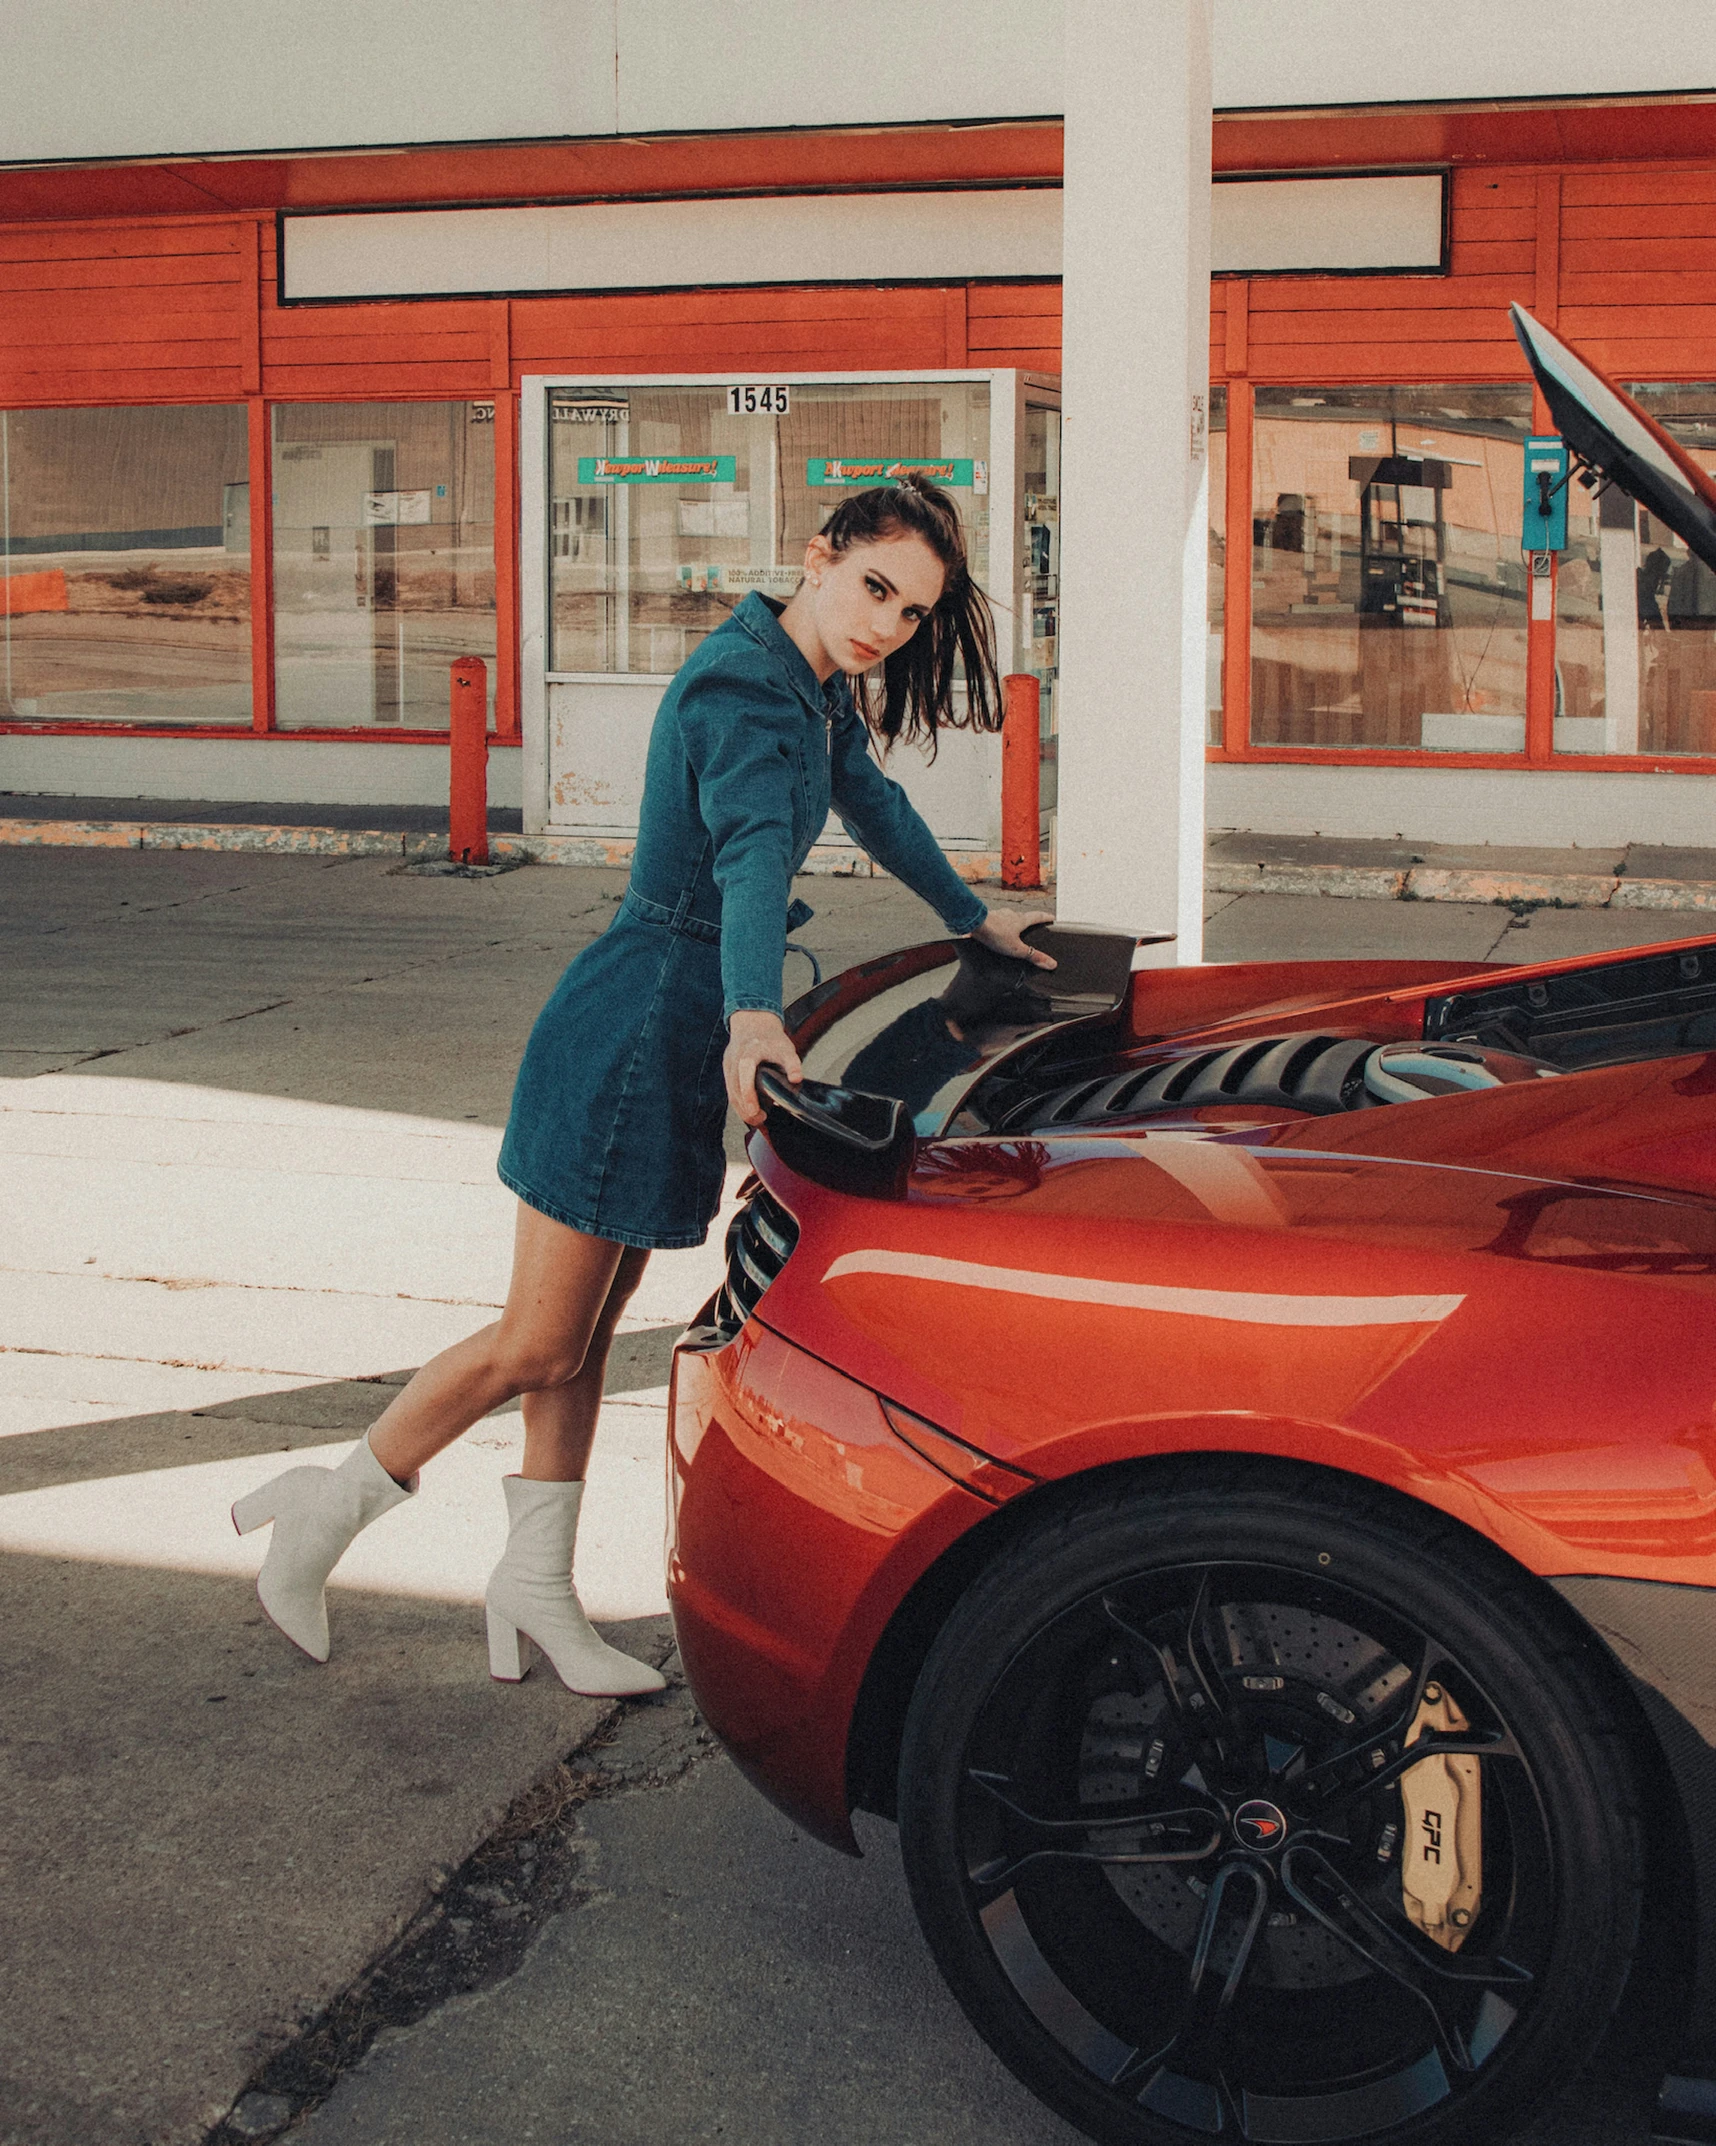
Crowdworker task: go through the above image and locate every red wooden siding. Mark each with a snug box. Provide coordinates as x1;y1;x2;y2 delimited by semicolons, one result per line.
1559;166;1716;375
0;126;1064;228
969;284;1061;371
260;241;492;399
1223;165;1716;387
6;123;1716;777
0;220;248;405
6;157;1716;411
1230;170;1533;384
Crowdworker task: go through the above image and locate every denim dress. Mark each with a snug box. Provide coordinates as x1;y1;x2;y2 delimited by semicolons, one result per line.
497;594;989;1249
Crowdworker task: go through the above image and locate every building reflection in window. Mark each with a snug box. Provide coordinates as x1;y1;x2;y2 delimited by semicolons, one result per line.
272;401;495;731
1557;384;1716;757
1249;386;1532;752
0;405;251;727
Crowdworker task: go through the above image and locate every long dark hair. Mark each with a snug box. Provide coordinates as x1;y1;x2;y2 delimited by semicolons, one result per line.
817;474;1002;754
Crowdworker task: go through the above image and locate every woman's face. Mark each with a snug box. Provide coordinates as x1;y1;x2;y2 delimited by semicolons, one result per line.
804;531;946;676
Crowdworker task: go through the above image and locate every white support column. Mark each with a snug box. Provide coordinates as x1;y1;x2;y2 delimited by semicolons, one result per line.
1598;484;1640;754
1055;0;1213;961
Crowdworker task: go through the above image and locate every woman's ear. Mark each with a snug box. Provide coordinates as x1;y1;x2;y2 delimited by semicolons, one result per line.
803;534;833;588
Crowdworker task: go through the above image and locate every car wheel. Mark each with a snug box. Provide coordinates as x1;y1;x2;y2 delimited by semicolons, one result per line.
896;1463;1644;2146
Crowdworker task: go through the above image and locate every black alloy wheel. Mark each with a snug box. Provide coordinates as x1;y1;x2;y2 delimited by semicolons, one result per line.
896;1465;1645;2146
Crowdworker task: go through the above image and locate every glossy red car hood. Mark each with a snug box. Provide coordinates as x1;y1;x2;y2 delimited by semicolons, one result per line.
746;948;1716;1589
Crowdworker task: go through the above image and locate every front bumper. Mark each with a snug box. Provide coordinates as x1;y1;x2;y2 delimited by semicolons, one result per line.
668;1314;994;1851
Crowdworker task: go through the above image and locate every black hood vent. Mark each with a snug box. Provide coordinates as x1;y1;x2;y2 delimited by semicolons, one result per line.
1009;1032;1377;1128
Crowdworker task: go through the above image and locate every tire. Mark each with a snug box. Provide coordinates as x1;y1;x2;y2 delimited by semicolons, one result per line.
896;1461;1645;2146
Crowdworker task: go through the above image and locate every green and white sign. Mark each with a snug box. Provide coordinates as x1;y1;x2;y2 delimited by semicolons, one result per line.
577;455;737;484
806;457;978;489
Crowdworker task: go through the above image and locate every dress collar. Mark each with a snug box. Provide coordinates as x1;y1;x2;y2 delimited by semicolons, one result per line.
732;591;841;718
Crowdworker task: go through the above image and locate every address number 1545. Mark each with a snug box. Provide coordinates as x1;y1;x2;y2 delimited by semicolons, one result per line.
727;384;791;414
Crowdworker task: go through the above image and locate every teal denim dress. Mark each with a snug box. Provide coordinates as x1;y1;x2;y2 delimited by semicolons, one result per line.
497;594;989;1249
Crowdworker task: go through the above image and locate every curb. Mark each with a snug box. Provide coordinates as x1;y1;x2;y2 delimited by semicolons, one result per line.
7;817;1716;912
0;819;1007;885
1206;859;1716;913
1;818;447;860
490;834;1005;883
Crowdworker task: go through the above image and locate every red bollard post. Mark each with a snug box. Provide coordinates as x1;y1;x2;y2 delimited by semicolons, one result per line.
449;656;489;867
1001;671;1042;890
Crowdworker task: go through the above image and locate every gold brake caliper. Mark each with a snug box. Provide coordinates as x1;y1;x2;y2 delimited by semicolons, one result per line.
1398;1681;1482;1952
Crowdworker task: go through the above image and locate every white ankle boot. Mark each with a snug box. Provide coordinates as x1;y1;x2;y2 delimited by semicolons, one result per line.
485;1475;666;1697
231;1434;417;1662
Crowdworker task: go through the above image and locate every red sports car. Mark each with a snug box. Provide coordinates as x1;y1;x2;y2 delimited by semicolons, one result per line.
667;311;1716;2146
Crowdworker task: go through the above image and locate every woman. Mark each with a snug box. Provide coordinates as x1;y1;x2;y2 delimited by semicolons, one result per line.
233;475;1052;1694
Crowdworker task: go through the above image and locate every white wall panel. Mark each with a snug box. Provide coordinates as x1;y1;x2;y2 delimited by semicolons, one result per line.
283;191;1062;300
612;0;1055;133
1209;761;1716;850
1212;0;1716;110
1213;175;1442;274
286;172;1451;300
2;0;614;164
7;0;1712;167
1;736;523;811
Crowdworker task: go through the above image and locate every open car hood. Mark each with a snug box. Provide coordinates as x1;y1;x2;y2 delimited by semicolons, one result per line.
758;922;1144;1196
1511;303;1716;571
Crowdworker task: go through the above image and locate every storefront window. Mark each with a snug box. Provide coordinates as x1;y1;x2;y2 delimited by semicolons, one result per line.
0;405;251;726
1208;385;1226;746
547;381;991;675
1556;384;1716;757
1250;386;1532;751
272;402;494;730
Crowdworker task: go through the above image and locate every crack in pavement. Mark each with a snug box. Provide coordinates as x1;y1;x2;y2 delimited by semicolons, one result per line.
1484;911;1534;959
200;1652;708;2146
0;1266;508;1308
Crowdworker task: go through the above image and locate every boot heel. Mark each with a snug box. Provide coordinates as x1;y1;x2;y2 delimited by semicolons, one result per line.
487;1609;530;1683
231;1487;277;1537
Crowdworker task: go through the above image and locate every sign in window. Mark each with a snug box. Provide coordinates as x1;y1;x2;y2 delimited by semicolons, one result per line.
546;381;992;677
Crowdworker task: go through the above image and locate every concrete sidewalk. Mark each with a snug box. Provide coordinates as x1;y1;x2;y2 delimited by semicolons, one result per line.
0;851;960;2146
0;849;1704;2146
8;794;1716;910
0;1086;726;2146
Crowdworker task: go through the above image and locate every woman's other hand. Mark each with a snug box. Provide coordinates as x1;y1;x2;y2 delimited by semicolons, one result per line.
725;1010;804;1128
970;909;1057;969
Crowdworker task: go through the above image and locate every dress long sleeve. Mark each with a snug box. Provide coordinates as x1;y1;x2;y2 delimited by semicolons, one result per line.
675;667;806;1019
828;698;989;937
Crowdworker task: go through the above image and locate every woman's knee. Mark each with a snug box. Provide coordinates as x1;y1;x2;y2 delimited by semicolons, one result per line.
485;1328;589;1397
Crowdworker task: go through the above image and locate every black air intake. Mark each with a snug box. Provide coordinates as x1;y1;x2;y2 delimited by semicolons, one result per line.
706;1188;800;1345
1017;1032;1376;1127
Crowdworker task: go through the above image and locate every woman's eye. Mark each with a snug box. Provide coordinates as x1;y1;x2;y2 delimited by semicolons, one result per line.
865;577;886;598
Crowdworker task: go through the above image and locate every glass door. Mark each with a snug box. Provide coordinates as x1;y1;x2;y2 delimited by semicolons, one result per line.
1022;397;1061;835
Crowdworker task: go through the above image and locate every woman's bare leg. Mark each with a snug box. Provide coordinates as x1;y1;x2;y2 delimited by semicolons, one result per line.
367;1202;633;1484
518;1247;651;1480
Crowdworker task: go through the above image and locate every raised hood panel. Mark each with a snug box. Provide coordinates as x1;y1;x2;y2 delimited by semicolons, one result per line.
1512;304;1716;572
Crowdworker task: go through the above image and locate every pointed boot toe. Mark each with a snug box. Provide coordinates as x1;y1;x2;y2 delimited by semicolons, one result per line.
233;1440;415;1661
484;1476;667;1698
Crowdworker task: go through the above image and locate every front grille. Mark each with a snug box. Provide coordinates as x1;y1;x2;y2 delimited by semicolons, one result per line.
707;1187;799;1345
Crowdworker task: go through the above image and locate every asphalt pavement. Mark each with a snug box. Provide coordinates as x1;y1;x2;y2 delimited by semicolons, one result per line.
0;845;1700;2146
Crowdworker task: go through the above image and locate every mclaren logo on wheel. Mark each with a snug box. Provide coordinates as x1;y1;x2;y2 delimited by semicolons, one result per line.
1234;1799;1288;1850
